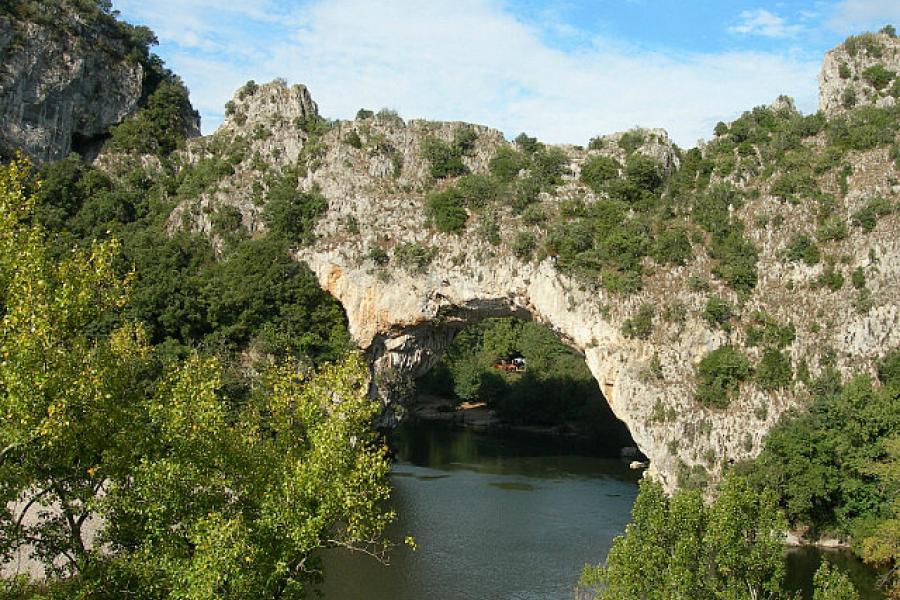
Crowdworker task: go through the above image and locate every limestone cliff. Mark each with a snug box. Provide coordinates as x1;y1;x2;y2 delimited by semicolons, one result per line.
0;2;198;162
819;29;900;116
144;36;900;492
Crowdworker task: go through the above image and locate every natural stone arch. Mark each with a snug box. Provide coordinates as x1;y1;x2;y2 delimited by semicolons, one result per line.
299;251;748;493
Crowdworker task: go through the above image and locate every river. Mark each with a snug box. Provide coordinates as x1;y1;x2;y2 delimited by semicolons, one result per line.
320;421;883;599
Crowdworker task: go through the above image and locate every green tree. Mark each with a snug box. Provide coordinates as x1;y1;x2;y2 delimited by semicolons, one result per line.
812;561;860;600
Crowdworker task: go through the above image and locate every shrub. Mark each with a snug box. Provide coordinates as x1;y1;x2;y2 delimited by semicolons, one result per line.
695;346;752;408
651;226;692;266
844;32;884;58
851;266;866;289
816;218;848;242
746;312;795;349
818;264;845;291
355;108;374;120
237;79;258;99
709;228;759;293
862;64;895;90
624;153;664;194
827;106;897;152
703;296;735;330
367;246;389;266
785;233;821;265
394;243;436;273
580;155;620;192
343;129;362;149
618;128;646;154
488;146;528;182
838;62;852;79
621;304;654;340
851;196;893;232
514;132;542;154
522;205;546;225
107;81;196;156
262;176;326;245
478;213;501;245
756;349;793;390
210;205;244;235
455;174;501;209
426;188;468;233
421;128;476;179
511;231;537;260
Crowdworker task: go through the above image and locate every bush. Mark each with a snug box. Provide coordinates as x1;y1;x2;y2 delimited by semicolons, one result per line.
107;81;196;156
625;153;664;193
343;129;362;149
816;218;848;242
652;226;692;266
621;304;654;340
355;108;374;120
785;233;821;265
367;246;389;266
818;264;845;291
756;349;793;390
703;296;735;330
580;155;620;192
618;128;646;154
455;174;501;209
695;346;752;408
851;267;866;289
262;175;326;245
421;129;475;179
426;188;468;233
827;106;897;152
511;231;537;260
709;228;759;293
746;312;795;349
488;146;528;182
851;196;893;232
862;64;895;90
394;243;436;273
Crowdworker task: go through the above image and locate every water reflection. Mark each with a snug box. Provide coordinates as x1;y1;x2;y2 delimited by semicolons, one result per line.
320;422;640;600
319;422;884;600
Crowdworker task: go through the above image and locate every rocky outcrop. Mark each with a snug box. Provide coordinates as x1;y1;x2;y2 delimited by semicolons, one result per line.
162;38;900;493
819;30;900;116
0;6;145;162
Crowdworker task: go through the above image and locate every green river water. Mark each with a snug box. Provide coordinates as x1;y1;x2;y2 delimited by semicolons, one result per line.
320;422;883;600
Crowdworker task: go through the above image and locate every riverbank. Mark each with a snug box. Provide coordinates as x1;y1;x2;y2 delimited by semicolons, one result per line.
409;394;603;440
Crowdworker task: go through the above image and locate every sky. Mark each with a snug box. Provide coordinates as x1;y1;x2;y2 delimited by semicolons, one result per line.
114;0;900;147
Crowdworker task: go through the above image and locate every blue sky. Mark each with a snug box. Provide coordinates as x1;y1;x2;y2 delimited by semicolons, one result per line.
115;0;900;146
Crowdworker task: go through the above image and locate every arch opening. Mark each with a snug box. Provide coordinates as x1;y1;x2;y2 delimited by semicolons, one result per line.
372;310;641;460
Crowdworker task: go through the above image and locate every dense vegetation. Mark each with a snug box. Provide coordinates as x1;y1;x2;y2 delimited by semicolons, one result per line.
0;160;392;599
417;318;620;434
579;475;861;599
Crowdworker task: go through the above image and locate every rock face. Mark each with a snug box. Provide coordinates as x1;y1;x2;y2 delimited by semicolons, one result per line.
819;30;900;116
159;72;900;493
0;7;145;162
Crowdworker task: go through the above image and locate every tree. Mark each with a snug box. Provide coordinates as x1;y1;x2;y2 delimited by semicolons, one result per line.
813;561;860;600
579;475;802;600
0;159;393;597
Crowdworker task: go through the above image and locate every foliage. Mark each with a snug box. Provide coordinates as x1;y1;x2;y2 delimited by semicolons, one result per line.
745;312;795;349
107;80;197;156
695;346;752;408
651;225;692;266
511;231;537;260
861;64;895;90
621;304;655;340
744;353;900;537
0;161;390;597
420;126;477;179
426;187;468;233
343;129;363;149
580;156;620;192
785;233;821;265
488;146;528;182
755;349;793;391
394;242;436;273
856;435;900;597
813;561;860;600
262;174;327;245
851;196;893;232
419;318;619;431
579;475;796;600
702;296;734;330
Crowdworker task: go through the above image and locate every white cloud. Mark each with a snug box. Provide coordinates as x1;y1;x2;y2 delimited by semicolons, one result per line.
728;9;804;38
117;0;822;146
827;0;900;32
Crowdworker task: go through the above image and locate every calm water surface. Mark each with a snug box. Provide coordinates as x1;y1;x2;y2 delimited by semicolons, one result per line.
321;422;883;600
